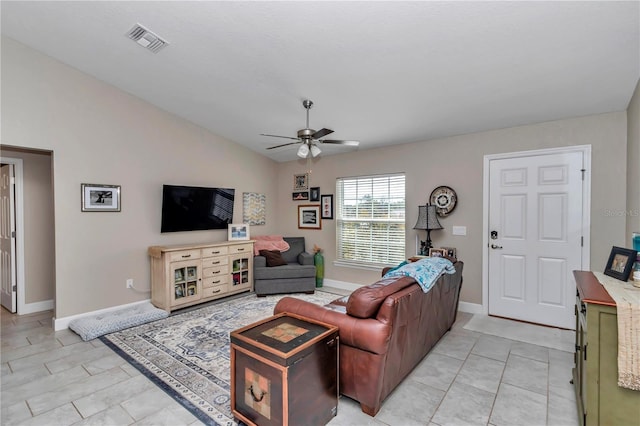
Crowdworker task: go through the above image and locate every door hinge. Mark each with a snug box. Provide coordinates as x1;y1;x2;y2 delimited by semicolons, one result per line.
10;176;15;185
11;231;16;238
580;168;586;180
581;236;583;247
584;344;587;361
12;285;17;292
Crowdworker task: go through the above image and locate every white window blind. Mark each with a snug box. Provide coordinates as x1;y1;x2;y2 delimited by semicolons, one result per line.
336;173;405;266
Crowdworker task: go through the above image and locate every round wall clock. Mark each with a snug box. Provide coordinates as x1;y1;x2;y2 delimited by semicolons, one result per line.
430;186;457;217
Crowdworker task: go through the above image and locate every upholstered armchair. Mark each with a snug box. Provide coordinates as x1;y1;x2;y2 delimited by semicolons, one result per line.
253;237;316;296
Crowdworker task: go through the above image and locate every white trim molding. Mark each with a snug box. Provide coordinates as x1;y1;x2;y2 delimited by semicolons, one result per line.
0;156;26;315
322;278;362;292
21;299;54;315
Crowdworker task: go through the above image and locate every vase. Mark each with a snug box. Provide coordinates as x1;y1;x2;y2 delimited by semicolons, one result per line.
314;252;324;288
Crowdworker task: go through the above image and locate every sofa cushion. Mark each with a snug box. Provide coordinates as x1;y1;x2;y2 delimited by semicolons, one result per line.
254;264;316;280
259;249;288;267
282;237;305;263
346;276;416;319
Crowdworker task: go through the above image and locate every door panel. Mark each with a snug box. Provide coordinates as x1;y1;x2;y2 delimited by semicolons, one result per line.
489;151;583;329
0;163;17;313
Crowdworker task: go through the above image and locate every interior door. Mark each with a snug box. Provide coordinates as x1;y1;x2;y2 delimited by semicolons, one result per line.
488;151;584;329
1;163;17;313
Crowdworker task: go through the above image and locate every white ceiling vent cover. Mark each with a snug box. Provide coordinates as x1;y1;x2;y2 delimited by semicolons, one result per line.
126;24;168;53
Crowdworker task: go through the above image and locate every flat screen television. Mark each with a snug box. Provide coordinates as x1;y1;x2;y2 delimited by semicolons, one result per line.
161;185;235;233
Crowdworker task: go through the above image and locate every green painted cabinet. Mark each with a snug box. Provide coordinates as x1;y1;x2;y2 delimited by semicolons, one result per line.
573;271;640;426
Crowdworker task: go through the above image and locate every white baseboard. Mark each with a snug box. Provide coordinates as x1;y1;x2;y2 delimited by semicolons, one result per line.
20;299;54;315
322;278;362;292
458;301;485;314
53;299;151;331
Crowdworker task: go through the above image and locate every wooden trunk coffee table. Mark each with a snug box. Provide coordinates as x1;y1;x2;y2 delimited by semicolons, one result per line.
230;312;339;426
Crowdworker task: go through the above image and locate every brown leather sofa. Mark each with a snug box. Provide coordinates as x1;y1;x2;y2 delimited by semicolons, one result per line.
273;260;463;416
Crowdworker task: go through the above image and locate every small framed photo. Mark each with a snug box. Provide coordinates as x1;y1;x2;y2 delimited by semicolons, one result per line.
604;246;638;281
294;173;309;191
310;187;320;201
81;183;121;212
228;224;250;241
298;205;322;230
292;191;309;201
429;248;448;258
442;247;457;259
321;194;334;220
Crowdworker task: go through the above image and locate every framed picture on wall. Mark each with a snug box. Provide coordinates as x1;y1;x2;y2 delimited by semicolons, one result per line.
310;187;320;201
321;194;334;219
293;173;309;191
292;191;309;201
298;205;322;230
81;183;121;212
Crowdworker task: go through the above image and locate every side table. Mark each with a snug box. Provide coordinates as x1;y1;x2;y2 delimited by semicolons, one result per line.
230;312;339;426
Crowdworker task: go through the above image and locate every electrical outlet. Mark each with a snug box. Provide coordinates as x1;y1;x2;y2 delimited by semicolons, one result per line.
126;279;134;289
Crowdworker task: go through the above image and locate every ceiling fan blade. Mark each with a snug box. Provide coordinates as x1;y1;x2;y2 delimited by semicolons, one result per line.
320;139;360;147
266;141;300;150
260;133;300;141
312;128;334;139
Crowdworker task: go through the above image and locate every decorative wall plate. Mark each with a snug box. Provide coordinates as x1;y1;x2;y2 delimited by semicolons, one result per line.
430;186;457;217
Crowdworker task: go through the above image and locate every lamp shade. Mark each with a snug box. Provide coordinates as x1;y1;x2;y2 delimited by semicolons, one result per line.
310;144;321;157
297;143;309;158
413;204;443;231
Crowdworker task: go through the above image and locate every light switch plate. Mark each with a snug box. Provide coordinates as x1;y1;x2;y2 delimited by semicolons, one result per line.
452;226;467;236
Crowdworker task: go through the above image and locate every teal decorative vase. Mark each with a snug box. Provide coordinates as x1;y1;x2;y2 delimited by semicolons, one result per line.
314;252;324;288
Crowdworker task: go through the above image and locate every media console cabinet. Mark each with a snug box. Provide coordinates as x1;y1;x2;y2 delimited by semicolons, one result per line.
148;240;255;312
572;271;640;426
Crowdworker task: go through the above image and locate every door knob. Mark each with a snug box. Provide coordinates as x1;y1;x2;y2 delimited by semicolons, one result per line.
490;244;503;250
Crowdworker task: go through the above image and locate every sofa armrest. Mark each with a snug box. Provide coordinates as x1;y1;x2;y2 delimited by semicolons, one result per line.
298;252;314;265
274;297;391;355
254;255;266;268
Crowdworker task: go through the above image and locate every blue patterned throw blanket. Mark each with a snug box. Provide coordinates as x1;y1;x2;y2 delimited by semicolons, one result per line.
383;257;456;293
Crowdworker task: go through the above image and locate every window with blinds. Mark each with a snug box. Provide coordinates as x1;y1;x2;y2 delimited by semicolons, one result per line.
336;173;405;267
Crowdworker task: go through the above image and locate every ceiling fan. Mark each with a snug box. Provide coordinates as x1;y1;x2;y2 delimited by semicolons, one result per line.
261;99;359;158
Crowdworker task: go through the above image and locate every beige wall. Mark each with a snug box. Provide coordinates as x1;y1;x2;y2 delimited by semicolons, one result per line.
2;37;280;318
277;112;628;305
2;35;633;317
0;147;55;304
627;79;640;244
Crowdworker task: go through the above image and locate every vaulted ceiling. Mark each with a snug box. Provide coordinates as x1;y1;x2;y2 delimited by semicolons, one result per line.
2;1;638;161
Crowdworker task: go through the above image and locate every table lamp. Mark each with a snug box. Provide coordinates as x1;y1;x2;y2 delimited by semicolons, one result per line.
413;204;443;255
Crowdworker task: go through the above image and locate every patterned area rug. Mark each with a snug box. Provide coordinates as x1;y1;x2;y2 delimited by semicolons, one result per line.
101;291;338;426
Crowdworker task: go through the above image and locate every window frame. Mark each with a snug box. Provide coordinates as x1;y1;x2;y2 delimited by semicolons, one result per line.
334;173;406;269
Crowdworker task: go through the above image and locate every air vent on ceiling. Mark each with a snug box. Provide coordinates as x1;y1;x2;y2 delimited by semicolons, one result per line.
126;24;168;54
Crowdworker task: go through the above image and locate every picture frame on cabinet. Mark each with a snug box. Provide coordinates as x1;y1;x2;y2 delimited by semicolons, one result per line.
298;205;322;230
321;194;334;219
604;246;637;281
81;183;121;212
442;247;457;259
228;224;250;241
428;248;448;258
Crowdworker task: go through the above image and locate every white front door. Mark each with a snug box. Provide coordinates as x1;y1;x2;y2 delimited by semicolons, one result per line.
488;150;585;329
1;163;17;313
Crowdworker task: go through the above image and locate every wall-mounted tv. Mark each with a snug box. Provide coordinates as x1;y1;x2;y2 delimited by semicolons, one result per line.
161;185;235;233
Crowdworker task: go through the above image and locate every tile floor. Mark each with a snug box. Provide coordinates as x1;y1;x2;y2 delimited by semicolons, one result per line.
1;301;579;425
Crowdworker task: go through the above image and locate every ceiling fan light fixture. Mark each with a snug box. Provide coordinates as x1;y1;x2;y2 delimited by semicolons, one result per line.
310;144;321;157
297;144;309;158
